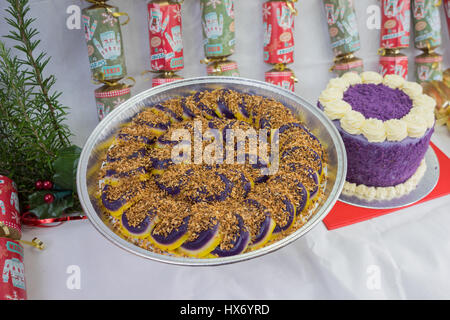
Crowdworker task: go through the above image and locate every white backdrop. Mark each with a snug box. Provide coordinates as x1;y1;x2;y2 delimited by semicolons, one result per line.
1;0;450;300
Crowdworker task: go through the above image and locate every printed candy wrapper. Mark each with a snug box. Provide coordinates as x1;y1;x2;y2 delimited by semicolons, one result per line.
82;4;127;81
0;176;21;241
265;68;296;92
0;238;26;300
322;0;361;56
152;73;183;87
95;84;131;121
380;0;411;49
415;52;443;83
412;0;442;49
332;55;364;76
206;60;240;76
444;0;450;38
147;1;184;71
263;1;295;65
200;0;236;58
379;52;409;79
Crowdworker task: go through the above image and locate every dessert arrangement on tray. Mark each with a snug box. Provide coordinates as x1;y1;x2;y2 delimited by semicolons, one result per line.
318;71;438;206
96;88;327;258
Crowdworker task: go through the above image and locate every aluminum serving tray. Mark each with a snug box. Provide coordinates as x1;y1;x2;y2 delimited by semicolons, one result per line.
77;77;347;266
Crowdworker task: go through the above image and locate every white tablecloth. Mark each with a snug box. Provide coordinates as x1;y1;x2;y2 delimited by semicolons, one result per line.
1;0;449;299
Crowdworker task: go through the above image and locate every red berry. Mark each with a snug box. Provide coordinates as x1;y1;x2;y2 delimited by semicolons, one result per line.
43;180;53;190
44;193;55;204
35;180;44;190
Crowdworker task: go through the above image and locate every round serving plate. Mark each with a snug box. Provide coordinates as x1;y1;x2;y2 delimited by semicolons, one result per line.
77;77;347;266
339;146;440;209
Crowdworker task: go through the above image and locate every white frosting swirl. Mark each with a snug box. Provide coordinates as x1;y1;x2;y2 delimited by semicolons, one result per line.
323;100;352;120
326;77;349;91
361;118;386;143
341;72;362;86
360;71;383;84
413;93;437;111
319;72;435;141
382;74;405;89
385;187;397;200
408;106;435;128
343;182;356;195
402;113;427;138
375;187;388;200
384;119;408;141
340;110;366;135
395;183;407;197
319;87;343;105
402;81;423;99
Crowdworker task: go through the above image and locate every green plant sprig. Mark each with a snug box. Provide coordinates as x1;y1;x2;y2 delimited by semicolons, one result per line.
0;0;77;212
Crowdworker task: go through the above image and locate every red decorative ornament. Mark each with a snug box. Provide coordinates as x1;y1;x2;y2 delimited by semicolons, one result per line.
42;181;53;190
35;180;43;190
43;193;55;204
263;1;295;65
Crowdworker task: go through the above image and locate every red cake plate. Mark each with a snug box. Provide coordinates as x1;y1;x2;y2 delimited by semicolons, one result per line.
323;143;450;230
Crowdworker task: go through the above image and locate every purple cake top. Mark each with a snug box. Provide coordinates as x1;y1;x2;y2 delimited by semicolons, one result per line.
343;84;412;121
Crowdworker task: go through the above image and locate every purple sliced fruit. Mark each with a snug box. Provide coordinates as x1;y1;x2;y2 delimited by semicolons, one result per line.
272;196;296;234
180;98;196;119
217;100;235;119
139;118;171;133
222;121;258;152
179;222;221;257
190;91;217;119
188;172;233;203
278;122;307;135
237;99;250;120
150;157;174;171
106;147;147;163
293;182;308;215
150;216;190;251
283;162;319;200
228;169;252;198
155;136;190;149
282;146;323;176
246;153;270;184
116;133;155;145
244;199;276;249
211;215;250;257
105;166;147;178
121;210;155;238
278;122;324;160
154;168;193;196
101;184;137;215
153;104;183;123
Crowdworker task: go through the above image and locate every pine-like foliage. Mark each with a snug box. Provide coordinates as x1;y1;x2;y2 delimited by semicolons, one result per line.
0;0;72;200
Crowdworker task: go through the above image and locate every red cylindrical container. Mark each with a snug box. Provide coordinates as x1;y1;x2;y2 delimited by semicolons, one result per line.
263;1;295;64
152;73;183;87
265;68;296;92
147;1;184;71
206;60;240;76
0;176;21;240
379;50;408;79
332;55;364;76
0;238;26;300
380;0;411;48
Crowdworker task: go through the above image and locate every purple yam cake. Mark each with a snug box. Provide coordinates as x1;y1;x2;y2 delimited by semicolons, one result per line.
318;71;436;201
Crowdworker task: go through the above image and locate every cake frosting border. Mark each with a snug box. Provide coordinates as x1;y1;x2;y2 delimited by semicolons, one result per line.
341;159;427;201
318;71;436;143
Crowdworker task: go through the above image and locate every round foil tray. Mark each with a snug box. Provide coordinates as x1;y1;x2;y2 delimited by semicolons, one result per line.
77;77;347;266
339;147;439;209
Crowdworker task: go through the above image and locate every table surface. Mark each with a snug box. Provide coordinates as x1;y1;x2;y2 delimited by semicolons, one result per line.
1;0;449;299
